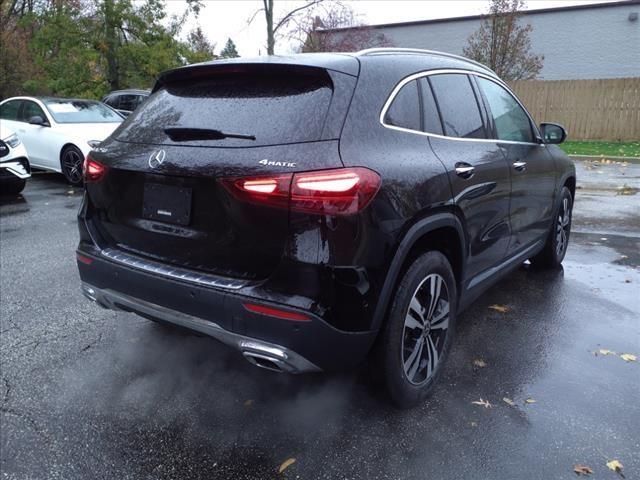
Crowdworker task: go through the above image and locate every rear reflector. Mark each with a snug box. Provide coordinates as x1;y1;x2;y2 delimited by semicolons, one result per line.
83;155;107;183
243;303;311;322
222;167;380;215
76;252;93;265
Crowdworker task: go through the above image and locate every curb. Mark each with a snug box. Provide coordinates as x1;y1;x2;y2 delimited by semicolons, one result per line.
569;155;640;164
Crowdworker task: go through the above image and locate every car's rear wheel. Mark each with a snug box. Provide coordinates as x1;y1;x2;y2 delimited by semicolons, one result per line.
60;145;84;185
0;179;26;195
375;251;457;408
530;186;573;268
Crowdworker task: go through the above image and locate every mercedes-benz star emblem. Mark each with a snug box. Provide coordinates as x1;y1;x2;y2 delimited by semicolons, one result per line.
148;149;166;169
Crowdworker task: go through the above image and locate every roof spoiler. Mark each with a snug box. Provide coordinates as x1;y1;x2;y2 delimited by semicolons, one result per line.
153;55;360;92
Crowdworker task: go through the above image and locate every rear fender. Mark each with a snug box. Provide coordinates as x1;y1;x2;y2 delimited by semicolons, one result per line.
370;213;467;332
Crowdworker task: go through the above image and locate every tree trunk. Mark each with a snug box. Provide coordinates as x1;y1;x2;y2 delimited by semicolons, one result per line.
263;0;275;55
103;0;120;90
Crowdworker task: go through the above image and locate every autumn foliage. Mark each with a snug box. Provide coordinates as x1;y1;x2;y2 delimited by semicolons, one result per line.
463;0;544;80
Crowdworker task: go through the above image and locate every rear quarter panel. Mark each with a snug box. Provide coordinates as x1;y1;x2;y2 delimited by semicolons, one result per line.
331;55;465;330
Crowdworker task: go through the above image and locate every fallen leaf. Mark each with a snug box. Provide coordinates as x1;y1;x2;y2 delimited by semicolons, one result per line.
502;397;516;407
617;185;638;196
488;304;510;313
606;459;624;477
471;398;492;408
624;279;632;283
244;399;254;407
620;354;637;362
279;458;296;474
598;349;616;356
573;464;594;475
524;397;536;404
473;359;487;368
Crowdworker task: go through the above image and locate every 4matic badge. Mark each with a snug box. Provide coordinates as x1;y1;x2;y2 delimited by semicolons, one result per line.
259;159;296;168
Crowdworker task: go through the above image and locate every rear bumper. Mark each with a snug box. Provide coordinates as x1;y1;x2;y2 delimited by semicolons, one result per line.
81;283;320;373
77;247;377;372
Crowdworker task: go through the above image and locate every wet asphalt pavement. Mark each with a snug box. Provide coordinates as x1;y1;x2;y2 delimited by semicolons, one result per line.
1;159;639;480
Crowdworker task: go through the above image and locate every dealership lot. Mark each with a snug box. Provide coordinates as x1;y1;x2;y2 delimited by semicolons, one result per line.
1;161;639;480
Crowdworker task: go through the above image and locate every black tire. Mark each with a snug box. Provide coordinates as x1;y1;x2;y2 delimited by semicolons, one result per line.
374;251;457;409
0;179;26;195
530;186;573;269
60;145;84;185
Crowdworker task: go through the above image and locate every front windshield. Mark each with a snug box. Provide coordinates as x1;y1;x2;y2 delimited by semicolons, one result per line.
44;100;122;124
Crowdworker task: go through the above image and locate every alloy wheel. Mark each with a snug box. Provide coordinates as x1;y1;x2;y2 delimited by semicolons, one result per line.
62;149;83;184
555;197;571;256
401;273;450;386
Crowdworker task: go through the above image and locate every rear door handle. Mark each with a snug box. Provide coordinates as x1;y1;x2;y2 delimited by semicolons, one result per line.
455;163;475;179
513;161;527;171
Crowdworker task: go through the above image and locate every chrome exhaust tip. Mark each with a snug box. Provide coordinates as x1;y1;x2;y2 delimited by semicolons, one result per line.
242;352;285;372
81;284;98;302
240;341;292;373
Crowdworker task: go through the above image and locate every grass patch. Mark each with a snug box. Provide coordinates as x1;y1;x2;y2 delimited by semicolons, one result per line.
560;141;640;158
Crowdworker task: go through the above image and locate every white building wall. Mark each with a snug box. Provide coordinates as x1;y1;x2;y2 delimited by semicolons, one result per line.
357;2;640;79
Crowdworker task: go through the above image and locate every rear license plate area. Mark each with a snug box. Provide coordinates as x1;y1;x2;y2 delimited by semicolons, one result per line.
142;183;192;226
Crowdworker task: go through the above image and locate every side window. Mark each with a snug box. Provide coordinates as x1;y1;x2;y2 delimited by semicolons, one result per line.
384;80;420;131
20;101;47;122
134;95;147;108
429;74;486;139
104;95;120;110
419;78;443;135
477;77;534;143
0;100;22;121
118;95;138;112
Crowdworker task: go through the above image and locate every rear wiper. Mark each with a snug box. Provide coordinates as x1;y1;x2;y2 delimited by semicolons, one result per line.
164;127;256;142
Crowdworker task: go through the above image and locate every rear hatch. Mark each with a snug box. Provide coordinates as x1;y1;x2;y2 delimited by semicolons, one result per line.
86;61;357;281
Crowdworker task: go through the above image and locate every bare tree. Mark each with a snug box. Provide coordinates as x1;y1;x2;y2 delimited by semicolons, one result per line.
285;2;393;52
463;0;543;80
252;0;322;55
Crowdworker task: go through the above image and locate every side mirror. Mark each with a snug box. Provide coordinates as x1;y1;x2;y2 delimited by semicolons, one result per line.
540;123;566;144
29;115;49;127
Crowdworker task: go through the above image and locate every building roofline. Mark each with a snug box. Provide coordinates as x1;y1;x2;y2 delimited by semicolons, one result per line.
322;0;640;33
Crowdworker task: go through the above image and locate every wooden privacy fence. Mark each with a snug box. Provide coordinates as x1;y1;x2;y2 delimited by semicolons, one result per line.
509;78;640;141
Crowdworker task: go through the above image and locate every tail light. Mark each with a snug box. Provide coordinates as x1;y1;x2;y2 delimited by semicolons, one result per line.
222;167;380;215
83;155;107;183
223;174;291;210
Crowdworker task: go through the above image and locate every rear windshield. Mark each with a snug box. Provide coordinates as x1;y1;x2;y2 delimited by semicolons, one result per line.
114;68;334;147
44;100;123;123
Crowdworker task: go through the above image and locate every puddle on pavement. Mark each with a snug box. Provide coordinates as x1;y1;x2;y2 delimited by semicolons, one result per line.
565;234;640;310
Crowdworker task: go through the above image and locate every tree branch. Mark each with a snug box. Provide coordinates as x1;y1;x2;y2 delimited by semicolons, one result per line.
246;6;264;26
273;0;322;35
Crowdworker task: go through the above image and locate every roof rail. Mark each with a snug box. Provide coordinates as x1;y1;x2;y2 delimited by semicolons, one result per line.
356;48;495;75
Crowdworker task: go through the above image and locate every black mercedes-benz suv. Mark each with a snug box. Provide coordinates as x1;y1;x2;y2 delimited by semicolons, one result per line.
76;49;575;407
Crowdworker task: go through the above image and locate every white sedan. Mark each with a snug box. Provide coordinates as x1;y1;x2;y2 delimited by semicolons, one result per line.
0;96;123;185
0;126;30;194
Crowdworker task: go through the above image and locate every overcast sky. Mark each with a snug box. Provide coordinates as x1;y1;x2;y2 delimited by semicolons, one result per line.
164;0;619;56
